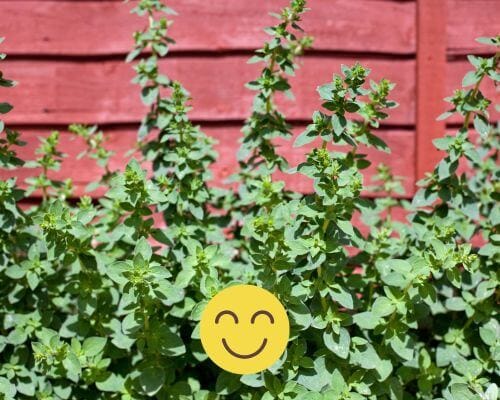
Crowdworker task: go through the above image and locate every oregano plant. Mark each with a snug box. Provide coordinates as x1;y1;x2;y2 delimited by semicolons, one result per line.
0;2;498;399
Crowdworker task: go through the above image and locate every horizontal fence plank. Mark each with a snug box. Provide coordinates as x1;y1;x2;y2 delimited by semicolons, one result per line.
3;0;495;56
0;126;416;197
3;57;494;127
447;0;500;55
2;56;415;125
0;0;416;55
416;0;446;180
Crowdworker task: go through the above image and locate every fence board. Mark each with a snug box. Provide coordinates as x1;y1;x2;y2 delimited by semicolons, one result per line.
0;126;415;197
3;0;496;56
1;0;496;202
2;56;415;125
3;57;494;127
447;0;500;55
416;0;446;179
0;0;416;55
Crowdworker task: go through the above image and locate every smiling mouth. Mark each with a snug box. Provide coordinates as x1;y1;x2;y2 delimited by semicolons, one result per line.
221;338;268;359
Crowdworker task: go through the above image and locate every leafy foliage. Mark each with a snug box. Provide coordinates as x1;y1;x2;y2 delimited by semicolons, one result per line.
0;3;498;399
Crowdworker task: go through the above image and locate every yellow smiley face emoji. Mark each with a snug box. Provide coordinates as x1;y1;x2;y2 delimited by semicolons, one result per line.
200;284;290;374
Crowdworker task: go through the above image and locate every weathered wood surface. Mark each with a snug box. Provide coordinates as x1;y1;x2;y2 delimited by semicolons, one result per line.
447;0;500;55
2;57;494;127
1;56;416;125
0;126;416;197
2;0;496;56
416;0;446;179
1;0;497;200
0;0;416;55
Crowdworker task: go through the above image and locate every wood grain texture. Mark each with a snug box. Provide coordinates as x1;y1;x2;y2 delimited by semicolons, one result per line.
2;56;494;127
0;0;416;55
416;0;447;179
447;0;500;55
0;126;416;197
2;0;496;56
1;0;495;204
1;56;416;125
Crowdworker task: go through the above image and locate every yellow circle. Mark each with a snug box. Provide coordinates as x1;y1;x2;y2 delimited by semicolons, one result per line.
200;284;290;375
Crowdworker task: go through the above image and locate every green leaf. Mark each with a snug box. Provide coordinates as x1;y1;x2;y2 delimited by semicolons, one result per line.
388;335;414;361
351;341;382;371
156;281;185;306
288;301;313;330
7;328;27;345
372;297;395;317
462;71;479;87
450;383;481;400
329;369;347;397
175;267;196;288
445;297;467;311
0;102;13;114
336;219;355;237
126;48;142;62
26;271;39;290
0;77;14;87
5;265;25;279
141;86;159;105
294;127;317;147
106;261;130;285
323;327;350;359
454;359;482;378
377;259;412;274
479;319;499;346
156;328;186;356
433;136;452;150
96;373;125;393
473;114;489;137
82;337;107;357
353;312;379;330
215;372;241;395
381;272;409;288
330;286;355;309
240;374;263;388
296;357;332;392
317;83;333;100
331;114;346;135
135;237;152;260
476;36;499;46
139;366;165;396
485;384;498;400
437;110;454;121
62;352;82;382
0;377;16;399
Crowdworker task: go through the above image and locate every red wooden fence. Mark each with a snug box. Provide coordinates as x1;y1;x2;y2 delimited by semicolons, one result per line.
0;0;498;198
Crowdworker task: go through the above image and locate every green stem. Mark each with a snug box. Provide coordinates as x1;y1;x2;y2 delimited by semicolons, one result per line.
41;166;48;203
367;283;374;308
463;79;485;129
266;57;277;114
142;296;150;351
463;53;498;129
460;315;474;333
386;283;412;327
317;139;331;312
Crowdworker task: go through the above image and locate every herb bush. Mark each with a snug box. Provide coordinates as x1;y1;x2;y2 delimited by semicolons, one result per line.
0;1;498;399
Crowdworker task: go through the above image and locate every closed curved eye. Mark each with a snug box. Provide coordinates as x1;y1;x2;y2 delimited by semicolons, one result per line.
215;310;239;324
251;310;274;324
